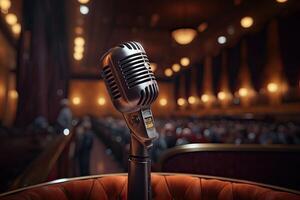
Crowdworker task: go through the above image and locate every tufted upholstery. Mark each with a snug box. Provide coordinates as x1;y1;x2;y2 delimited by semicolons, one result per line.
1;174;299;200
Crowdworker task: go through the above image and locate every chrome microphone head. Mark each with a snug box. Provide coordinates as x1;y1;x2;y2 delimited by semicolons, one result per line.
100;41;159;113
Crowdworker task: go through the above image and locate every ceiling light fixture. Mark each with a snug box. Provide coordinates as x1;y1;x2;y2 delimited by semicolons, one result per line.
72;97;81;105
164;68;173;77
267;82;279;93
201;94;210;103
73;52;83;61
74;45;84;53
172;28;197;45
5;13;17;25
188;96;197;104
238;88;248;97
276;0;287;3
0;0;11;13
177;98;186;106
172;63;181;72
217;36;227;44
97;97;106;105
180;57;190;67
159;98;168;106
240;16;254;28
78;0;90;4
12;23;21;35
74;37;85;46
80;5;89;15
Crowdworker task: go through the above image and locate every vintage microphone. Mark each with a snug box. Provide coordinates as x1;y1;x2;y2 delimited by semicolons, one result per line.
99;41;159;200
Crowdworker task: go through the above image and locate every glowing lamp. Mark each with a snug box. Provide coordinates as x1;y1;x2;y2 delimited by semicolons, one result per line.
276;0;287;3
218;91;227;100
0;0;11;13
9;90;18;99
5;13;17;25
78;0;90;4
80;5;89;15
238;88;248;97
188;96;197;104
74;37;85;46
172;63;181;72
240;16;254;28
159;98;167;106
164;68;173;77
177;98;186;106
98;97;106;105
12;23;21;34
73;52;83;60
267;82;279;93
201;94;210;103
217;36;227;44
172;28;197;45
180;57;190;67
74;45;84;53
72;97;81;105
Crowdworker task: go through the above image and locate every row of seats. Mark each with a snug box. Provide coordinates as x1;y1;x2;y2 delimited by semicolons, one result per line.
160;143;300;190
1;173;299;200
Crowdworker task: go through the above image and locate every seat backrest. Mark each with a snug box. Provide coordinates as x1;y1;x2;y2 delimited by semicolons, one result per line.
160;144;300;190
1;174;299;200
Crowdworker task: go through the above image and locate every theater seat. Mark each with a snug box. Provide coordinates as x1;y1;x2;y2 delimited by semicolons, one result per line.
1;173;299;200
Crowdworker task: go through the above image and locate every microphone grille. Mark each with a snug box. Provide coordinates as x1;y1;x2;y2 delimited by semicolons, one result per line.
100;41;159;112
118;41;144;51
119;49;155;89
136;83;159;106
102;65;121;99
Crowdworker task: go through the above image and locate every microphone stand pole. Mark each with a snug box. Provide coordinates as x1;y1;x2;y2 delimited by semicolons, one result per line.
124;108;157;200
128;135;152;200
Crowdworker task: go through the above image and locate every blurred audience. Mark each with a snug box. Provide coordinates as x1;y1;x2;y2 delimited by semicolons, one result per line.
94;117;300;162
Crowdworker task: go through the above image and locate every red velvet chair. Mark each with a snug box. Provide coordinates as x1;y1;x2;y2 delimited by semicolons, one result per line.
1;173;299;200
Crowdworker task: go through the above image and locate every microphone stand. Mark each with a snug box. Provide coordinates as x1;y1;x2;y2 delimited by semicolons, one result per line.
123;108;157;200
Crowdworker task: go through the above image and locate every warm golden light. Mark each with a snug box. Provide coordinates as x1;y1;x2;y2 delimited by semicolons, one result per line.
150;63;157;72
172;63;181;72
74;45;84;53
276;0;287;3
9;90;18;99
97;97;106;106
159;98;167;106
188;96;197;104
172;28;197;45
201;94;210;103
0;0;11;13
74;37;85;46
180;57;190;67
177;98;186;106
73;52;83;61
217;91;226;100
5;13;17;25
267;82;279;93
72;97;81;105
240;16;254;28
238;88;248;97
164;68;173;77
78;0;90;4
12;23;21;34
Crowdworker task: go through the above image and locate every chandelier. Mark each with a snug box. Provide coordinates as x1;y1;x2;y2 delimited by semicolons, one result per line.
172;28;197;45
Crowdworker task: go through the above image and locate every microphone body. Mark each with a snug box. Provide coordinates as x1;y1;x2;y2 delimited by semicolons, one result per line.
100;41;159;200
